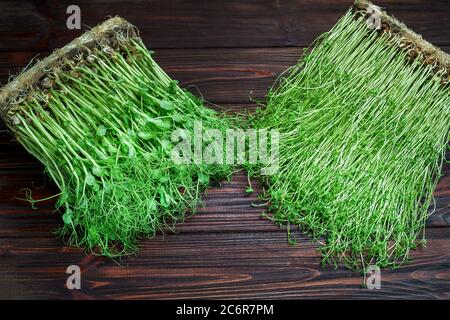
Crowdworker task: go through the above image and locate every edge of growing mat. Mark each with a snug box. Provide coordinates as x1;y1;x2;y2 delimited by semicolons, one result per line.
354;0;450;83
0;16;139;127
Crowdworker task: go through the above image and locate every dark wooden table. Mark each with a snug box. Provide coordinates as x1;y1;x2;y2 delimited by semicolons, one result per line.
0;0;449;299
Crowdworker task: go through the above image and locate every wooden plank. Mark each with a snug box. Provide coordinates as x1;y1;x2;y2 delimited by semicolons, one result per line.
2;46;450;104
1;227;449;299
0;0;449;51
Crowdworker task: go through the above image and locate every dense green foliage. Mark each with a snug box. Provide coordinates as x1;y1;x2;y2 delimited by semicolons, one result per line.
14;38;233;257
250;11;450;269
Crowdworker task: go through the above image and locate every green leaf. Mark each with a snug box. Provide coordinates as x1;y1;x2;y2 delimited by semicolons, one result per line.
159;189;169;208
161;139;172;151
92;166;105;177
127;128;136;137
115;189;125;200
198;172;210;185
128;145;136;158
148;118;170;129
148;199;157;211
108;144;118;154
159;176;169;183
86;173;96;186
138;131;156;140
172;113;187;123
143;152;155;161
108;233;116;241
111;166;122;179
62;209;73;225
96;125;107;137
159;100;176;111
92;183;100;192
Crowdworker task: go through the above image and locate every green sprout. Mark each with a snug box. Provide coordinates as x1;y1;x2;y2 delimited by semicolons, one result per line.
11;34;234;257
249;10;450;269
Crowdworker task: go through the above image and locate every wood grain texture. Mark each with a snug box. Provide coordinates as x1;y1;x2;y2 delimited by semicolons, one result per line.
0;0;449;300
0;161;449;299
1;179;449;300
0;0;449;51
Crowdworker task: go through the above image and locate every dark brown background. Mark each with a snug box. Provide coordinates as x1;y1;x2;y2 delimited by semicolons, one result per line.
0;0;449;299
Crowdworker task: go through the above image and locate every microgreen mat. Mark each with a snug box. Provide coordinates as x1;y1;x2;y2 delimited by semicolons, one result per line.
0;18;234;257
249;3;450;269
